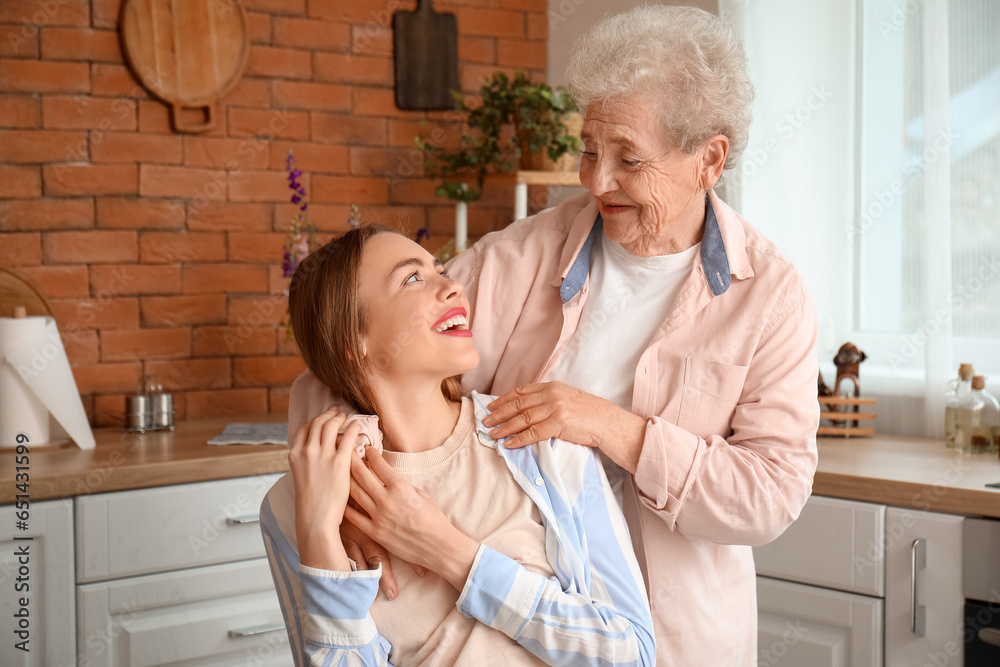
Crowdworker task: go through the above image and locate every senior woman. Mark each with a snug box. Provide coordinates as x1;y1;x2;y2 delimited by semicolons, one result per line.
287;5;818;665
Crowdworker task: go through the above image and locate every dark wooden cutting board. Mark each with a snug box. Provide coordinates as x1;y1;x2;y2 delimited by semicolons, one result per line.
393;0;459;110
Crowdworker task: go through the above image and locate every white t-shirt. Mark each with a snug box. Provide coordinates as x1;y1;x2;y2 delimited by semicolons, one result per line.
547;233;700;502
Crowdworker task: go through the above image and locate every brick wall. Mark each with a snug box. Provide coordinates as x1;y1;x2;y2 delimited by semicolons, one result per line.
0;0;548;426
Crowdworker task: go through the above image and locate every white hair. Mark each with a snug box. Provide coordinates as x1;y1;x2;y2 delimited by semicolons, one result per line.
566;4;754;170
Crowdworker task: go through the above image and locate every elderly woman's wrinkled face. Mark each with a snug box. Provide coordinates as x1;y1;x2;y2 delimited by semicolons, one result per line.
579;95;711;256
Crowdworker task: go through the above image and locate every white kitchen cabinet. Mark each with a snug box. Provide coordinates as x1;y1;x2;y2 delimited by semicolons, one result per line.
883;507;964;666
74;474;293;666
758;576;883;667
0;498;75;667
77;559;289;666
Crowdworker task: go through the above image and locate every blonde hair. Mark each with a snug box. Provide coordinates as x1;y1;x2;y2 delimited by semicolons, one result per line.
566;4;754;170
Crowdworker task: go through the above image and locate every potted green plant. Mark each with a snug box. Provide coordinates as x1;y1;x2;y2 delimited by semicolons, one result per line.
416;71;581;203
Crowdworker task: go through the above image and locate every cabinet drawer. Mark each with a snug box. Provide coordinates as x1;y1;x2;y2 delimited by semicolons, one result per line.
76;474;282;583
77;558;292;667
754;495;886;597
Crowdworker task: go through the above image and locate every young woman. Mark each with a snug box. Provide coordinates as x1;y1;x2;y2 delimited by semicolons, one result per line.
259;224;655;666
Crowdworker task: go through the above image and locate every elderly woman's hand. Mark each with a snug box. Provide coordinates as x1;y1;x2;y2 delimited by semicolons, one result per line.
482;382;648;473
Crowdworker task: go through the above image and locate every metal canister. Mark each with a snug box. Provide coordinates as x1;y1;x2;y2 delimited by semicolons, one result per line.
152;392;175;431
125;394;150;432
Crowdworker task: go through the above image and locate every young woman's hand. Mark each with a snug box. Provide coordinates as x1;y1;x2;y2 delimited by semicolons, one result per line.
288;406;358;571
345;448;480;592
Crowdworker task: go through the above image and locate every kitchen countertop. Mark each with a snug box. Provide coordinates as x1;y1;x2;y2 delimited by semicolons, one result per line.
814;434;1000;518
0;413;290;504
3;417;1000;518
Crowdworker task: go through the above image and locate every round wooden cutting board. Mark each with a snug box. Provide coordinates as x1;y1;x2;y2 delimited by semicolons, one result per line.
120;0;249;133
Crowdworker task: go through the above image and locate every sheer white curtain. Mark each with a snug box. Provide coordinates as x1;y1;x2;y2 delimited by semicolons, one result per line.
720;0;1000;437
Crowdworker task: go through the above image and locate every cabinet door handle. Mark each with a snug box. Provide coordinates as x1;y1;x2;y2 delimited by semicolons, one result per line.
228;624;286;638
979;628;1000;647
910;538;927;637
225;514;260;525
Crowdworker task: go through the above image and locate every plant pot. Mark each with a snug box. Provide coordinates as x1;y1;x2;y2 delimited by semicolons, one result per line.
517;111;583;172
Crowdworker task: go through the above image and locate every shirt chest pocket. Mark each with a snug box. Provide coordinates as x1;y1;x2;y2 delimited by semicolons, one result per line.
676;357;749;438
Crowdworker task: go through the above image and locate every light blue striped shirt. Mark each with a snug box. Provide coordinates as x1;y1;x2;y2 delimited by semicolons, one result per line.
259;392;655;666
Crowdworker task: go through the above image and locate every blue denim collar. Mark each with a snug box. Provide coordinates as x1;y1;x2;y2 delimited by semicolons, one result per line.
560;196;731;304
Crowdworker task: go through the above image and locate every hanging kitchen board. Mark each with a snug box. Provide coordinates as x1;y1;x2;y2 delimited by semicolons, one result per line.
393;0;459;110
120;0;250;133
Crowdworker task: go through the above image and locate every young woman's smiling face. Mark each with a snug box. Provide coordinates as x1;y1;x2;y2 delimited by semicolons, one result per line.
356;233;479;383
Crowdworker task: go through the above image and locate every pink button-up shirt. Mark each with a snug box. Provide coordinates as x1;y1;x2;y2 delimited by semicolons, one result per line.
287;190;819;666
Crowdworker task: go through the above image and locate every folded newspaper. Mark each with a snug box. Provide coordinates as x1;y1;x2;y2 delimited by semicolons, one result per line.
207;423;288;446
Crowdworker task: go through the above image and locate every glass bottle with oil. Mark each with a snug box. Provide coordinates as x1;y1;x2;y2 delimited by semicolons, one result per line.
956;375;1000;454
945;363;974;448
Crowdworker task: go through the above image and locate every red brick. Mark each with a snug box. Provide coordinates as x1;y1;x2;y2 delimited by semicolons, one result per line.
50;297;139;330
0;1;89;27
0;166;41;198
234;356;306;386
497;39;546;70
314;53;391;86
90;264;181;295
0;197;92;229
352;87;423;119
454;7;525;38
269;385;291;413
351;25;392;57
459;36;495;65
0;233;40;265
270;141;347;174
268;263;290;294
96;197;185;230
139;165;228;201
93;393;126;427
385;177;440;205
242;0;305;12
141;295;227;326
246;11;270;44
92;0;121;29
185;388;269;420
91;133;182;164
273;17;350;51
461;64;521;94
246;45;311;79
138;100;170;133
90;63;145;98
101;328;191;361
308;0;398;22
43;95;136;130
187;202;272;232
139;231;226;263
0;25;39;58
71;362;142;395
350;146;424;178
44;164;137;196
0;130;87;163
228;293;287;326
387;119;461;149
271;80;351;112
183;136;270;170
20;265;89;297
276;331;299;355
526;12;547;40
229;170;309;202
356;204;426;232
228;108;309;140
0;95;40;128
182;264;268;294
227;232;285;262
311;112;387;145
43;230;136;263
41;28;122;62
145;358;230;391
312;175;388;204
193;326;276;357
0;59;90;93
63;329;99;365
273;202;350;232
222;77;270;108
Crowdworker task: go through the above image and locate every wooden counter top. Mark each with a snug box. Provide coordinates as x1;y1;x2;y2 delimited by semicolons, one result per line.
0;413;290;504
814;434;1000;518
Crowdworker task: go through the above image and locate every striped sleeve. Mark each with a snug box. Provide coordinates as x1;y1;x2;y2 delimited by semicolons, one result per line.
260;495;395;667
454;451;656;666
